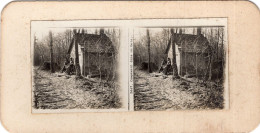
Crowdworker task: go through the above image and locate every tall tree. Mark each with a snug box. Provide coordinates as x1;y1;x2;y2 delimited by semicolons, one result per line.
147;29;152;73
49;31;54;73
111;28;118;80
208;28;213;80
221;28;224;77
179;28;183;76
73;29;81;77
217;27;220;80
170;28;179;78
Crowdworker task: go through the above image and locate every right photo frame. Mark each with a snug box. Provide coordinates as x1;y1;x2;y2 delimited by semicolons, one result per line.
132;22;228;111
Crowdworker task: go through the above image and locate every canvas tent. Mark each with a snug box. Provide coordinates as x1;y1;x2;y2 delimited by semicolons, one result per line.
165;33;210;77
68;30;114;77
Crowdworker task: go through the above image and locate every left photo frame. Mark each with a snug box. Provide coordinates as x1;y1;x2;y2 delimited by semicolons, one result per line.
31;21;128;113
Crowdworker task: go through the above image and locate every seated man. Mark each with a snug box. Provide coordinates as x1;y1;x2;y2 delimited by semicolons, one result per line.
66;57;75;75
61;57;75;75
158;58;167;73
61;58;69;73
163;58;171;75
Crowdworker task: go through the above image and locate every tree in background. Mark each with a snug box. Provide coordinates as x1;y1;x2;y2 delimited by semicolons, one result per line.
147;29;152;73
49;31;54;73
133;28;170;68
105;28;120;81
34;29;73;68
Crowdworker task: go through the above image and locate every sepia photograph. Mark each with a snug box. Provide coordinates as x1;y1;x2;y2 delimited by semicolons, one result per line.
31;23;123;111
133;27;227;111
1;1;259;132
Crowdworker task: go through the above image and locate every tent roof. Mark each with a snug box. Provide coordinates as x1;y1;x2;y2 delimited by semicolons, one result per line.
165;34;210;54
68;33;114;54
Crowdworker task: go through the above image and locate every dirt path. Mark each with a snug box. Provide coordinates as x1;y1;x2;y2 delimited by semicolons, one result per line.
33;68;121;109
134;77;173;110
134;69;224;110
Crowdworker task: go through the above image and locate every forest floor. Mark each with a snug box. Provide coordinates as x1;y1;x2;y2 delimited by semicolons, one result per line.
134;67;224;111
33;67;121;109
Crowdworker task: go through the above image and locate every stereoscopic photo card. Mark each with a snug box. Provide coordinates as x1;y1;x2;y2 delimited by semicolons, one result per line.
1;1;260;133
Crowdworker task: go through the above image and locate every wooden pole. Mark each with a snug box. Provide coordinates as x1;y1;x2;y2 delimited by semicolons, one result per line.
170;28;179;78
49;31;54;73
73;29;81;77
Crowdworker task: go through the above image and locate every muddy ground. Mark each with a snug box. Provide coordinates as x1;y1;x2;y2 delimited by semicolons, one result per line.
134;68;224;111
33;67;121;109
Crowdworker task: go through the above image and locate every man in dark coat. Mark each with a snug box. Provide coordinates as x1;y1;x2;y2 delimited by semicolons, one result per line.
158;58;167;73
163;58;171;75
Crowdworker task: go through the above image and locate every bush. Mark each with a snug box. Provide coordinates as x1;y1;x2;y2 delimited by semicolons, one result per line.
138;62;158;72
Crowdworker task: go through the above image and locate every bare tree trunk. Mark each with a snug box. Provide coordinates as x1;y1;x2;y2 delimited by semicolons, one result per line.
193;28;196;35
221;28;224;78
82;42;85;76
33;35;37;66
185;40;187;75
217;28;219;60
179;28;183;76
208;55;213;81
147;29;152;73
112;29;117;81
208;29;213;80
203;45;212;83
170;29;179;78
73;29;81;77
49;31;54;73
217;27;220;80
88;46;90;75
195;53;198;79
41;55;44;64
